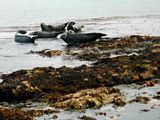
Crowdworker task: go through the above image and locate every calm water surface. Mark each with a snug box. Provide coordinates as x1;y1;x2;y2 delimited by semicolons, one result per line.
0;0;160;26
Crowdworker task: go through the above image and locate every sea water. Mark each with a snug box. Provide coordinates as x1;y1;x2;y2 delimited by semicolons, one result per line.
0;0;160;73
0;0;159;26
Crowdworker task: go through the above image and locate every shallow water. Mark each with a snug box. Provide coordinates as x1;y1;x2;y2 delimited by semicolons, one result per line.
0;16;160;73
0;36;90;73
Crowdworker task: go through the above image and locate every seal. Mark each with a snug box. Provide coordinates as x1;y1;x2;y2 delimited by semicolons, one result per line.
65;23;84;33
59;30;107;45
14;30;37;43
41;22;76;32
72;25;84;32
30;31;62;38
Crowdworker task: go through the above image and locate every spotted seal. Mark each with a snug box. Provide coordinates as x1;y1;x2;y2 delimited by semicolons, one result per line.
14;30;37;43
40;22;75;32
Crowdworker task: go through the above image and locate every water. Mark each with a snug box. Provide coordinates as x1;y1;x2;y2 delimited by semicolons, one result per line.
0;0;160;26
0;36;91;73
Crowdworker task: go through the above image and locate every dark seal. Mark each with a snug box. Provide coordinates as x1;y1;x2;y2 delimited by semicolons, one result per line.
59;31;106;45
14;30;37;43
30;31;62;38
40;22;75;32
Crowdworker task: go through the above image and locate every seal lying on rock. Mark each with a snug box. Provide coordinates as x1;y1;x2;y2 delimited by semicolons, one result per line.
40;22;75;32
29;31;62;38
58;30;107;45
14;30;37;43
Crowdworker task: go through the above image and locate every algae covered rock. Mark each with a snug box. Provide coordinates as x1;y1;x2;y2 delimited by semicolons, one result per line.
0;106;59;120
54;87;125;109
0;35;159;104
29;49;64;57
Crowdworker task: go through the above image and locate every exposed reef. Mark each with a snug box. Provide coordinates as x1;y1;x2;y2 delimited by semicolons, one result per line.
30;35;160;61
29;49;64;57
0;35;159;113
54;87;125;109
0;106;59;120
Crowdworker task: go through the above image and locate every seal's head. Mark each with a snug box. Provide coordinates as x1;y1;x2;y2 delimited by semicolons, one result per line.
64;21;76;26
17;30;27;34
57;30;75;40
40;23;46;27
64;22;76;32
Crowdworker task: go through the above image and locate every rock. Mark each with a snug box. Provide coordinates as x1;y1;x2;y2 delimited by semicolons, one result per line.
52;115;58;119
157;91;160;95
0;106;59;120
141;109;150;112
138;80;157;87
80;115;96;120
95;112;106;116
114;97;126;106
29;49;64;57
54;87;124;109
66;35;160;61
0;35;159;104
153;95;160;100
129;96;150;104
0;107;33;120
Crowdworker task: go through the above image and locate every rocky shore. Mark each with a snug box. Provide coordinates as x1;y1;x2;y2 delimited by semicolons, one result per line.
0;35;160;119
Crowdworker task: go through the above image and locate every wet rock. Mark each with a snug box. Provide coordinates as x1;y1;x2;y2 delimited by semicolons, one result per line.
95;112;106;116
66;35;160;61
141;109;150;112
0;52;159;102
29;49;64;57
0;65;120;102
138;80;158;87
114;97;126;106
66;46;110;61
0;35;159;106
0;107;33;120
29;36;160;61
153;95;160;100
129;96;150;104
0;106;59;120
25;109;59;117
54;87;124;109
80;115;96;120
157;91;160;95
0;75;42;101
52;115;58;119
